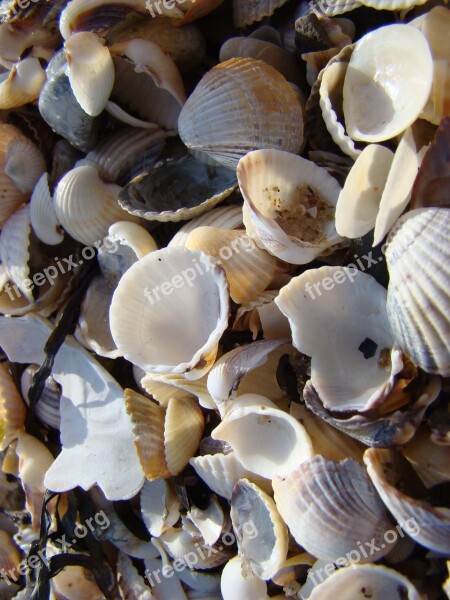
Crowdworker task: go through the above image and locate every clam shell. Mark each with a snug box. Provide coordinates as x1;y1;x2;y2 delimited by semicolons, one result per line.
211;393;313;479
54;165;139;246
385;208;450;376
239;149;342;265
0;362;26;451
221;555;269;600
187;495;224;546
141;371;216;410
364;447;450;554
20;364;61;430
110;247;229;379
276;267;403;412
343;25;433;143
140;479;180;538
178;58;304;169
232;0;289;27
0;57;46;109
273;455;394;562
231;479;288;580
164;395;205;475
29;173;64;246
117;553;153;600
118;154;237;222
307;564;420;600
169;205;243;248
0;205;32;302
64;31;115;116
3;131;46;195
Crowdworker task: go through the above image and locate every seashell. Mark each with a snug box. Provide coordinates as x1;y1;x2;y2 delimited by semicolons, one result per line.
185;227;282;305
0;362;26;451
231;479;288;580
401;426;450;488
276;267;403;412
303;376;441;448
189;451;272;500
307;563;420;600
303;48;340;87
0;314;145;501
0;205;32;302
125;389;204;480
273;455;394;562
234;291;291;341
138;377;196;408
211;393;313;479
410;7;450;125
187;495;224;546
385;208;450;376
239;149;342;265
64;31;115;117
168;205;243;248
364;447;450;554
158;526;233;570
0;56;46;109
50;563;105;599
109;39;186;132
221;555;269;600
2;131;46;196
411;116;450;210
219;36;305;87
178;58;304;169
39;50;100;152
54;165;139;246
15;432;55;529
117;553;153;600
232;0;289;27
110;247;229;379
80;126;166;185
319;44;362;159
29;173;64;246
141;370;216;410
140;479;181;538
335;144;394;239
118;154;237;222
49;140;84;191
20;364;61;430
308;0;362;17
343;25;433;143
0;529;22;574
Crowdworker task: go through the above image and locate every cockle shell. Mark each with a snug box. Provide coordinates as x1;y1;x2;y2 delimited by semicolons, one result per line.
158;526;233;570
178;58;304;169
221;555;269;600
125;389;204;480
343;25;433;143
53;165;139;246
231;479;288;580
273;455;394;562
169;205;243;248
385;208;450;376
232;0;289;27
239;149;342;265
110;247;229;379
20;365;61;430
140;479;181;538
29;173;64;246
0;56;46;109
276;267;403;412
0;205;32;302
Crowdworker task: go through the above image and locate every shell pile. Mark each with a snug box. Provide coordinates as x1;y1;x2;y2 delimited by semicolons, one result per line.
0;0;448;598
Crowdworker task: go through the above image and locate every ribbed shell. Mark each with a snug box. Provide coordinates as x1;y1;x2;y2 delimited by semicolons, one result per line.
386;208;450;376
0;205;32;301
21;365;61;430
168;205;243;248
178;58;304;169
29;173;64;246
232;0;289;27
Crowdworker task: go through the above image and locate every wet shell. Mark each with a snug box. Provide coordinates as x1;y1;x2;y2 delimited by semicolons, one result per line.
178;58;304;169
239;149;342;265
110;247;229;379
53;165;139;246
343;25;433;143
29;173;64;246
273;455;394;562
385;208;450;376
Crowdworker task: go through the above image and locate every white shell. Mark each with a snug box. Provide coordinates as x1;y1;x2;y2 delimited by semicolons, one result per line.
0;205;32;302
386;208;450;376
276;267;403;412
0;57;46;109
168;205;243;248
21;365;61;430
29;173;64;246
140;479;180;538
239;149;342;265
221;555;269;600
211;393;313;479
3;133;46;194
273;455;393;562
343;25;433;143
65;32;115;116
110;247;229;379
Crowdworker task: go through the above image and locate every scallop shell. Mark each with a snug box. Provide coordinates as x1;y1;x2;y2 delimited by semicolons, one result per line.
118;154;237;222
110;247;229;379
231;479;288;580
0;362;26;451
385;208;450;376
273;455;394;562
64;31;115;116
20;364;61;430
276;267;403;412
178;58;304;169
53;165;139;246
221;555;269;600
307;564;420;600
125;389;204;479
343;25;433;143
185;227;282;305
239;149;342;265
364;447;450;554
29;173;64;246
232;0;289;27
0;56;46;109
211;393;313;479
